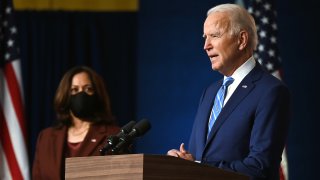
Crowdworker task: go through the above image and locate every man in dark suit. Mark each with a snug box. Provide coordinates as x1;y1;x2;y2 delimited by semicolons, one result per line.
167;3;290;180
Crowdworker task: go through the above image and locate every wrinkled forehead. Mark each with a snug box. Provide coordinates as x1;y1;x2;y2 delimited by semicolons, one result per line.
204;12;230;33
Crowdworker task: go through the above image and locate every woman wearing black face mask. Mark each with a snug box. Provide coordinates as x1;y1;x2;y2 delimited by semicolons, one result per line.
32;66;120;180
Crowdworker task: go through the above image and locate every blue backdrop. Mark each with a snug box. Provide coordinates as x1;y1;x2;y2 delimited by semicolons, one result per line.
15;0;320;179
135;0;320;179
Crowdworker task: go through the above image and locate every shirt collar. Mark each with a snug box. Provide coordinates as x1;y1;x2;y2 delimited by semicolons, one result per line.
224;56;256;83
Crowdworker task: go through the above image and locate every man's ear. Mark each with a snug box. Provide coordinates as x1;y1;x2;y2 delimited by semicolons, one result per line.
238;31;248;50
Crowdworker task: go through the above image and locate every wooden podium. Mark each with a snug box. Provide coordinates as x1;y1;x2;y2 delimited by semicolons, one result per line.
65;154;249;180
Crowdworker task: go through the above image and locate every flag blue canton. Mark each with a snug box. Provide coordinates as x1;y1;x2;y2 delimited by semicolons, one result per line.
247;0;281;73
0;0;20;67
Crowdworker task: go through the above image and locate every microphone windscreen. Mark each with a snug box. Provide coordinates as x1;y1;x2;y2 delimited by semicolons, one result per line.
121;120;136;134
133;119;151;136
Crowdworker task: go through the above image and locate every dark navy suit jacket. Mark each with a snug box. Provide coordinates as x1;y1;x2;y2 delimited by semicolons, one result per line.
189;63;290;180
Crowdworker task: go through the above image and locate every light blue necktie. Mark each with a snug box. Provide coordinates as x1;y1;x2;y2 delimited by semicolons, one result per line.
207;77;234;137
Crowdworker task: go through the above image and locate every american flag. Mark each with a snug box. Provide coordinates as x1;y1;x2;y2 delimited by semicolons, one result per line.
247;0;288;180
0;0;30;179
247;0;282;78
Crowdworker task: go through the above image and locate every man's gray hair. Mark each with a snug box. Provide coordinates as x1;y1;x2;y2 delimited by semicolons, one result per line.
207;4;258;51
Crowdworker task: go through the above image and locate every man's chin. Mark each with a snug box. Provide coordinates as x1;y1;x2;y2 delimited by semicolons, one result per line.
211;65;218;71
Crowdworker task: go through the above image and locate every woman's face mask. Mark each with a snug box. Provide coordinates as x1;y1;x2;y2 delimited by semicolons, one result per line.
69;92;98;119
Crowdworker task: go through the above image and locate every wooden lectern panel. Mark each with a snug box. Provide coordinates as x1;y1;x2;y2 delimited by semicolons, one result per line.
65;154;249;180
66;154;144;179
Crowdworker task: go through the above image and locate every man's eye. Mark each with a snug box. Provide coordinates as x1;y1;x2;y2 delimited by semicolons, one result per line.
202;34;207;39
210;34;220;38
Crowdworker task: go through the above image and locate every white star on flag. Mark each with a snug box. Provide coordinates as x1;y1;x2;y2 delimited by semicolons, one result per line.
246;0;288;180
0;0;30;179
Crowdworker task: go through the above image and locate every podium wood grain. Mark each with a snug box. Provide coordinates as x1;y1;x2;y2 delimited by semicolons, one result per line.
65;154;249;180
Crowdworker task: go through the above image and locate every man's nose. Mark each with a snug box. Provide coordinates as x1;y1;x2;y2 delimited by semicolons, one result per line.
203;38;212;51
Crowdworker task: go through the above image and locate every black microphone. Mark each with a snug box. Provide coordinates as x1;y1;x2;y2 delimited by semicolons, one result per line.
99;120;136;155
111;119;151;154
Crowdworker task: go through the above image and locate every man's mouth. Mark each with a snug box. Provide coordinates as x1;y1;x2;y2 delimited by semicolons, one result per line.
209;54;218;59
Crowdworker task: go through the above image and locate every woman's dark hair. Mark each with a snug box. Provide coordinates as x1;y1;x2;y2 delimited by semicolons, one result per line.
54;66;115;127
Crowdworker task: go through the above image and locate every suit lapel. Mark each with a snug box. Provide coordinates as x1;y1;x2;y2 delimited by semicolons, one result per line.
53;126;67;177
205;65;263;147
51;125;108;177
76;125;107;156
196;80;222;152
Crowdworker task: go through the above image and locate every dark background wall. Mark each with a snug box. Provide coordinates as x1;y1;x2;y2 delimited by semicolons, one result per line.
14;0;320;179
16;11;137;164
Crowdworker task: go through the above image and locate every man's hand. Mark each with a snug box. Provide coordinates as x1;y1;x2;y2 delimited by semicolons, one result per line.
167;143;194;161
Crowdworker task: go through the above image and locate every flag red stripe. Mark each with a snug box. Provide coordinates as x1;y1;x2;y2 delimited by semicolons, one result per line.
3;62;27;140
0;108;24;180
280;166;285;180
1;0;29;178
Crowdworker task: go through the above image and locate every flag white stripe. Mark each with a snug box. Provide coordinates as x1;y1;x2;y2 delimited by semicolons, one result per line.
271;70;281;80
11;60;25;104
235;0;288;179
272;70;289;180
281;148;289;179
0;69;30;180
0;144;13;180
235;0;245;7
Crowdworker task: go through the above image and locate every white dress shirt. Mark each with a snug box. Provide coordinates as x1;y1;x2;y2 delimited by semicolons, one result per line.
207;56;256;128
223;56;256;106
